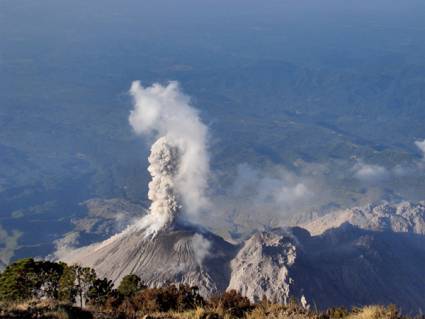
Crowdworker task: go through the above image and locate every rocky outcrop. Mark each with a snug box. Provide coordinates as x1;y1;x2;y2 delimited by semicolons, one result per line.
227;228;298;304
228;223;425;312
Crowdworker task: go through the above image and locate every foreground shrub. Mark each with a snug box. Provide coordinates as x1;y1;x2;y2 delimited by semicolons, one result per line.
86;278;113;308
209;290;252;318
0;303;93;319
132;284;204;314
117;274;145;298
45;304;93;319
326;307;350;318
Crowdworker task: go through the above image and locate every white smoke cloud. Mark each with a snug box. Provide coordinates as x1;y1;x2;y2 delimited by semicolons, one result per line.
191;234;211;266
352;140;425;185
243;167;315;216
53;232;79;259
0;226;21;269
257;177;312;208
216;163;331;227
415;139;425;161
129;81;210;225
392;164;414;177
352;161;389;183
393;139;425;173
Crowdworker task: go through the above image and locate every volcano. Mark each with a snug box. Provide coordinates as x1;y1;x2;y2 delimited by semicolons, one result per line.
62;221;235;297
63;136;236;297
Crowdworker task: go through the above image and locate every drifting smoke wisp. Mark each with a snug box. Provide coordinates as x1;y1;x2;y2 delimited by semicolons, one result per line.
352;161;389;184
129;81;210;230
211;163;332;228
416;139;425;162
191;234;211;266
53;232;80;260
351;140;425;185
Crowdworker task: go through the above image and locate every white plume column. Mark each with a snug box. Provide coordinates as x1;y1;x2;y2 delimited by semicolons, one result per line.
147;136;181;229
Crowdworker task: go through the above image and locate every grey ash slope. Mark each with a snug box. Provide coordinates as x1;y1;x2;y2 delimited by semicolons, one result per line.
63;222;236;297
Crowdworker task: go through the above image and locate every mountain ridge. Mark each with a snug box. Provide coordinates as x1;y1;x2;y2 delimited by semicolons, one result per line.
62;200;425;313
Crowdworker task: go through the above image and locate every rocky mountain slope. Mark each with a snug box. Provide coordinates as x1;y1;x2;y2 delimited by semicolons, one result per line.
227;228;298;305
230;224;425;312
302;201;425;235
228;202;425;311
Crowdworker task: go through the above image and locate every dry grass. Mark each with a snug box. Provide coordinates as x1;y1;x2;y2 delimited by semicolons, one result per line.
0;301;408;319
146;307;222;319
245;303;314;319
346;305;398;319
1;298;57;311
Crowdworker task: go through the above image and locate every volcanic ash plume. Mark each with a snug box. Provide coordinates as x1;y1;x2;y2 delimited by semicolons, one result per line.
91;137;182;244
146;136;181;230
129;81;210;223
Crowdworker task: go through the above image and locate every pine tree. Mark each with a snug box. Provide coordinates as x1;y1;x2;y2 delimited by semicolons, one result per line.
117;274;145;297
58;264;96;308
86;278;113;307
0;258;40;302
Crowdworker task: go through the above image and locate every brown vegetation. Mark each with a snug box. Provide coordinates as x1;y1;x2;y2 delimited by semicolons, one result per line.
0;296;420;319
0;259;423;319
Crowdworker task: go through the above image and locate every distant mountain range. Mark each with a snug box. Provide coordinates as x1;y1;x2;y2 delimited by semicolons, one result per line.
302;201;425;235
